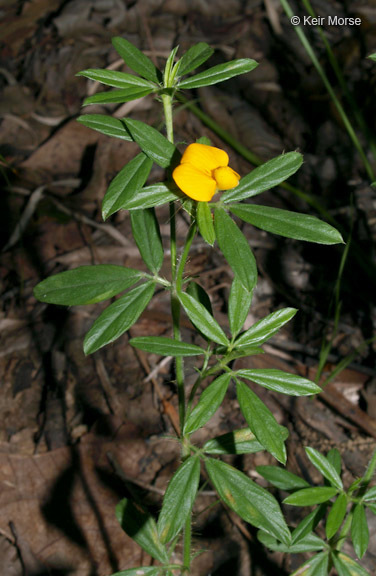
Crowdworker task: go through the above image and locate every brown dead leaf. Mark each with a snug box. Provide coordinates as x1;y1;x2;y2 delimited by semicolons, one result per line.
0;418;157;576
0;534;23;576
20;120;100;177
0;0;61;55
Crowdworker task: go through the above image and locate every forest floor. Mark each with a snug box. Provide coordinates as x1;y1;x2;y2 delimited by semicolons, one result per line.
1;0;376;574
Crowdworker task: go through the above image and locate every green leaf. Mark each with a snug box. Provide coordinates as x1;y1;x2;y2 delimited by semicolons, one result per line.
157;456;200;543
186;281;213;315
256;466;310;491
203;426;289;455
368;53;376;62
184;373;231;435
83;281;155;354
230;204;344;245
363;485;376;501
115;498;168;564
258;530;326;553
130;208;164;273
196;136;212;146
83;87;153;106
222;346;264;362
112;37;161;83
129;337;205;357
237;369;321;396
77;68;156;89
366;502;376;515
111;568;161;576
196;201;215;246
205;459;291;545
290;553;330;576
305;447;343;490
284;487;338;506
118;182;180;210
326;448;342;477
291;506;327;545
178;42;214;76
236;379;287;464
214;207;257;292
179;58;258;89
228;275;253;337
326;493;347;540
164;46;180;86
234;307;297;348
349;478;364;495
102;153;153;219
332;551;371;576
179;291;229;346
124;118;177;168
203;428;262;455
33;265;142;306
351;504;369;559
77;114;132;141
222;152;303;203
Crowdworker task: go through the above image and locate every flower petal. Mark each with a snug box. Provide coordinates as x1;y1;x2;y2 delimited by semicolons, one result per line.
213;166;240;190
181;143;229;172
172;163;217;201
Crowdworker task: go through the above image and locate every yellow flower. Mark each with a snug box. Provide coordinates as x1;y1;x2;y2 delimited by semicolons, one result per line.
172;143;240;202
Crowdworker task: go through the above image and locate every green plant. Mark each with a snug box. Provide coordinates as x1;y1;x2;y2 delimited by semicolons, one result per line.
33;39;374;575
258;448;376;575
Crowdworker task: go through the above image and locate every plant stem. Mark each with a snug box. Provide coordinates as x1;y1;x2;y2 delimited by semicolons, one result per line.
163;89;192;573
162;93;174;144
176;221;197;293
163;94;185;429
186;349;211;414
171;293;185;427
164;96;185;425
183;515;192;570
335;449;376;553
315;231;351;383
335;508;353;552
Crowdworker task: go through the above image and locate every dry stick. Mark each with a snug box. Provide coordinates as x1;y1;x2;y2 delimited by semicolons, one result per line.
93;356;122;416
50;196;131;247
3;185;45;251
5;185;132;249
107;452;165;496
107;451;216;498
319;382;376;440
143;356;174;383
131;339;181;436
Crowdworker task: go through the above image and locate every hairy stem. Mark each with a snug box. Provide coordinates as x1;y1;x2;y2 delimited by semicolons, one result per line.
183;515;192;570
176;221;197;293
163;90;192;572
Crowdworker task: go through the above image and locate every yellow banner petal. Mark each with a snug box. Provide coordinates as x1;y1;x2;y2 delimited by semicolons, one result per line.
180;143;229;172
172;163;217;201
